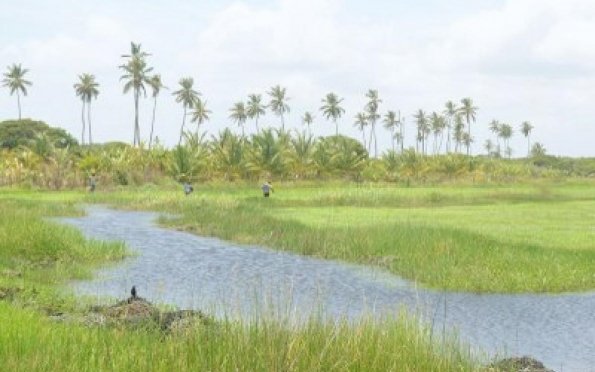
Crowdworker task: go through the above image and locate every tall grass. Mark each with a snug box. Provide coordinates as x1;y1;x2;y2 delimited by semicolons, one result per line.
0;198;126;313
0;302;475;372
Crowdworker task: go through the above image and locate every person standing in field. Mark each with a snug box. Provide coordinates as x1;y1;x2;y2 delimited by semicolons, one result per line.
184;182;194;196
262;181;273;197
89;172;97;193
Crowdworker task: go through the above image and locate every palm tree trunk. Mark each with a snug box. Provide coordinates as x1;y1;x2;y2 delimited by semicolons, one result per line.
391;128;395;152
255;117;260;134
178;107;187;145
17;91;22;120
446;119;451;153
134;89;140;147
150;96;157;150
281;114;285;131
361;129;366;148
88;101;93;145
368;122;374;153
335;119;338;136
466;117;471;155
527;136;531;157
373;123;378;158
81;100;86;146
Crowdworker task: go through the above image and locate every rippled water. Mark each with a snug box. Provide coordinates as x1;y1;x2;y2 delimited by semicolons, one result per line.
60;206;595;372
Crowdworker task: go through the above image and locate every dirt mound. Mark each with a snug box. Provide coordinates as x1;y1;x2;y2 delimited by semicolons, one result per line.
487;356;556;372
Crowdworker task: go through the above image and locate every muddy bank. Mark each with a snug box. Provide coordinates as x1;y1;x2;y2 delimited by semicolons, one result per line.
51;291;212;334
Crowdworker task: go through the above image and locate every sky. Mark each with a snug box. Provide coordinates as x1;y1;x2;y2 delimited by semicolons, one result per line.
1;0;595;157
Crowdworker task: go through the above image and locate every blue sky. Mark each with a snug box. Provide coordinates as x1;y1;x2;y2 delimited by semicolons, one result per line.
1;0;594;156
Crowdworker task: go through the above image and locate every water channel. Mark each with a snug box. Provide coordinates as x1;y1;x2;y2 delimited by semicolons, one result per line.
60;206;595;372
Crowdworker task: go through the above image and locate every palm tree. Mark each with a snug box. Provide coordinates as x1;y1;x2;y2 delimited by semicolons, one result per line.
499;123;513;159
354;112;368;147
190;98;212;135
520;121;534;157
229;101;248;137
365;90;382;157
413;109;429;154
383;111;398;152
320;92;345;136
484;139;495;157
247;94;266;134
2;63;32;120
302;111;314;136
288;131;316;178
458;98;478;155
268;85;290;130
74;74;99;145
430;112;446;154
443;101;457;153
489;120;501;156
452;114;465;153
120;44;153;147
173;77;200;145
148;74;167;149
531;142;546;157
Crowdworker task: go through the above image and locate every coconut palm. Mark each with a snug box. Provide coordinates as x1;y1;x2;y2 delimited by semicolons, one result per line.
442;101;457;153
190;98;212;135
484;139;495;157
499;123;513;159
247;94;266;134
268;85;290;130
74;74;99;145
148;74;167;149
520;121;534;157
365;90;382;157
489;120;501;156
413;110;429;154
2;63;32;120
354;112;368;147
452;114;465;153
531;142;546;157
320;92;345;136
462;132;473;154
120;46;153;147
302;111;314;136
430;112;446;154
229;101;248;137
173;77;200;145
397;115;405;153
288;131;316;178
458;98;478;155
121;42;150;59
383;111;398;152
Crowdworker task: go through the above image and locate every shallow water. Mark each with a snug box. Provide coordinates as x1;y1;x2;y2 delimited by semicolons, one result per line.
60;206;595;372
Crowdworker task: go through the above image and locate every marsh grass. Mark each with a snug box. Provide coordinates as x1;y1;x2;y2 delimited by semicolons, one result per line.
0;301;476;372
83;181;595;293
0;198;126;313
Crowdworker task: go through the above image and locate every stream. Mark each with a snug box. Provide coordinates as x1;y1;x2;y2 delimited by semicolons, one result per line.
60;206;595;372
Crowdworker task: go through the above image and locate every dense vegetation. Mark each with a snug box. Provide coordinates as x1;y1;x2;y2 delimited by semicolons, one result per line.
2;118;594;191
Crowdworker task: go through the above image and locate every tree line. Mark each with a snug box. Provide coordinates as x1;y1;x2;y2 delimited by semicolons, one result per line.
2;42;544;159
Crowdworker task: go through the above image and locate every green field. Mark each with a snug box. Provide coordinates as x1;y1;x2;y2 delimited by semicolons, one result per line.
2;181;594;371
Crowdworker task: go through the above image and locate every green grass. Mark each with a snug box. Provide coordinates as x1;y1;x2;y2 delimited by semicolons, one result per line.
73;180;595;293
0;301;474;372
0;194;477;372
0;197;126;313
